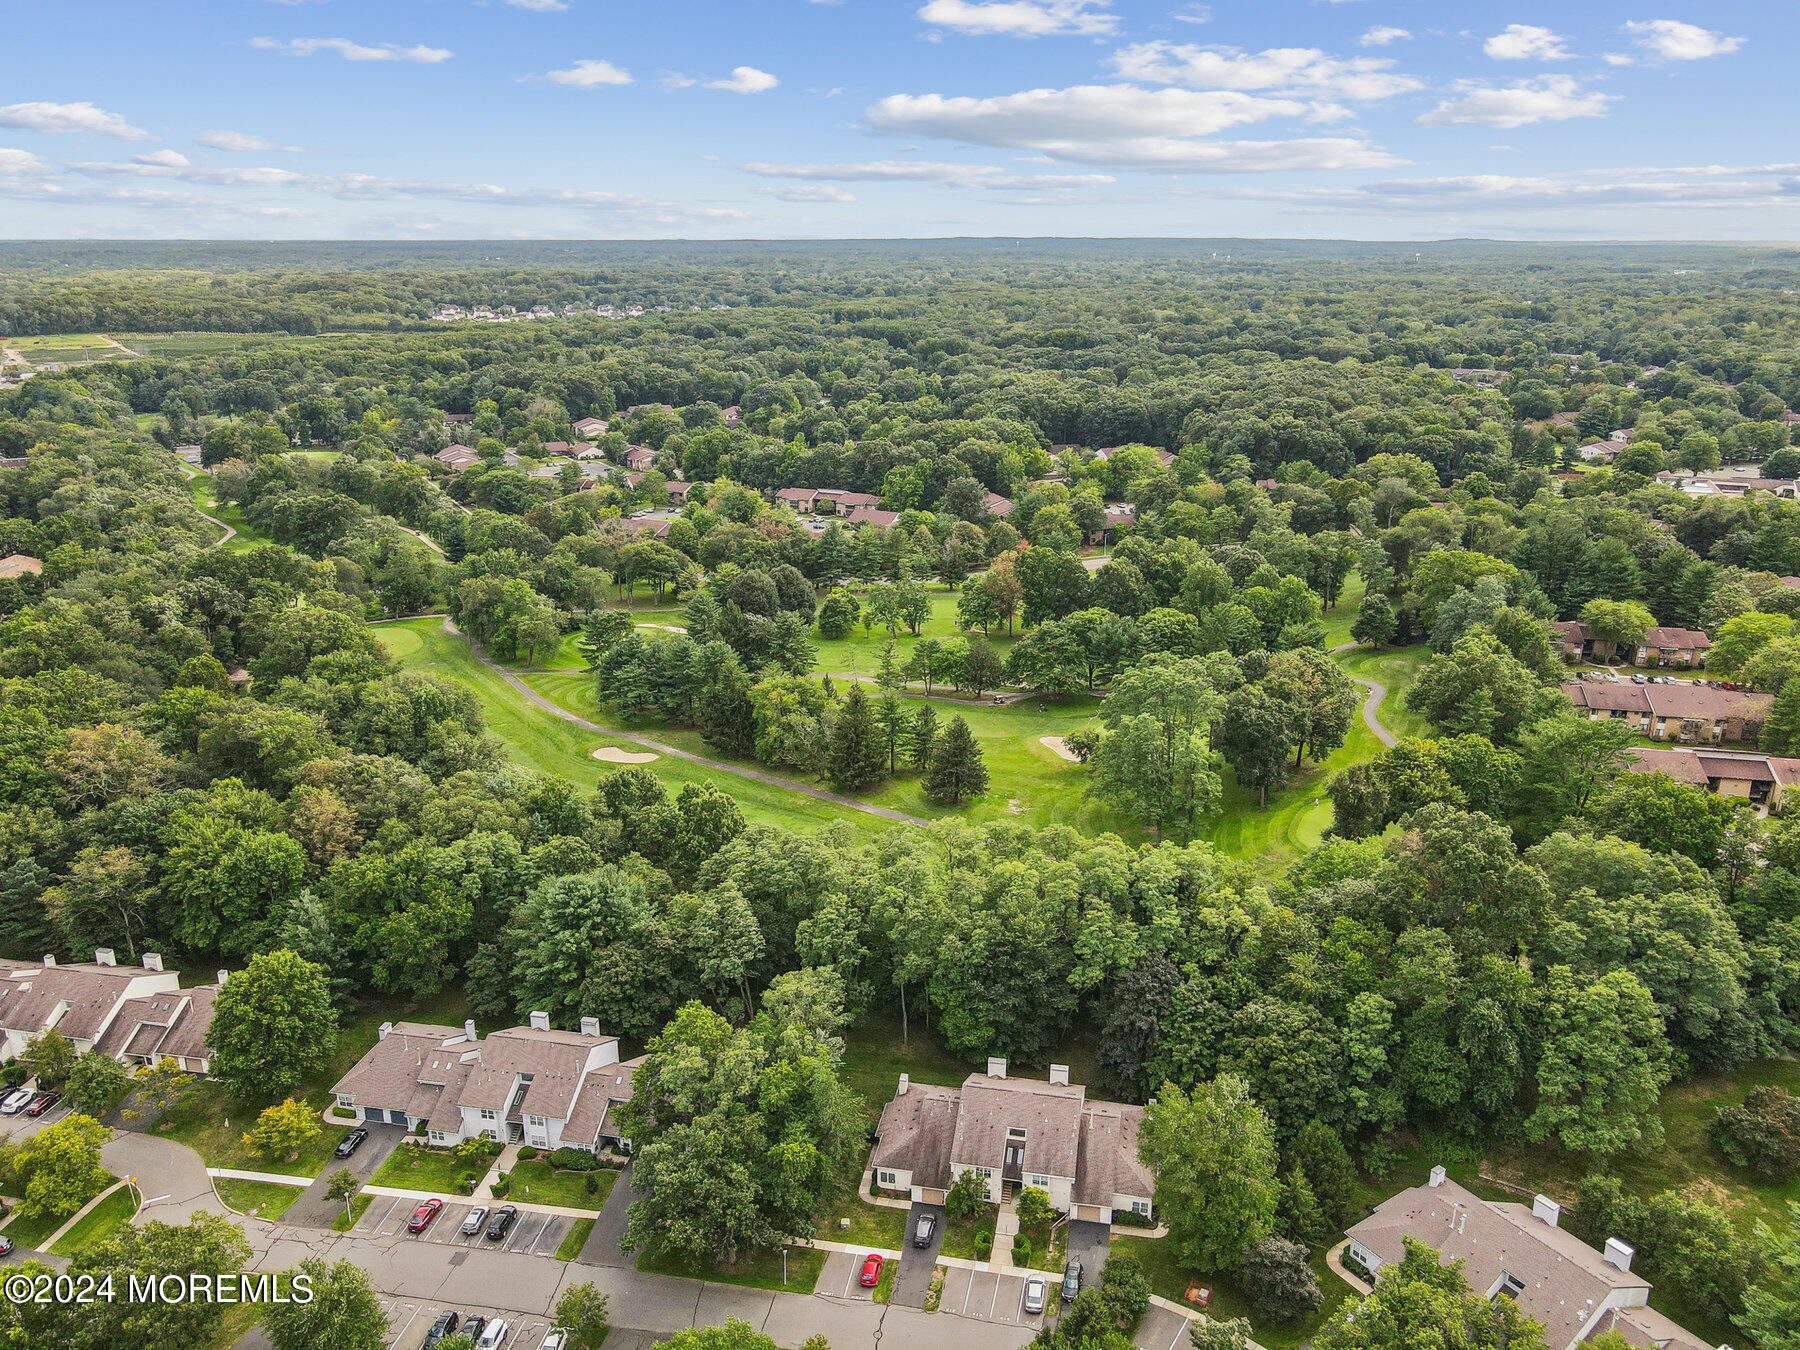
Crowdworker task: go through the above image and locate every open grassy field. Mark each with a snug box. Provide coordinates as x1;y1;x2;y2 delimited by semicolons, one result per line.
211;1178;303;1222
1336;643;1431;740
5;333;116;352
377;617;885;834
372;1142;497;1194
184;469;273;553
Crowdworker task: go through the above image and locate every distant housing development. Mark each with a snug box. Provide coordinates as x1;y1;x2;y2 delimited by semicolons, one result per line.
0;951;219;1074
1347;1169;1714;1350
1562;680;1770;743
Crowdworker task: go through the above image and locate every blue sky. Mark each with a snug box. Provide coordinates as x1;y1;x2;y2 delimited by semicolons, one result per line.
0;1;1789;239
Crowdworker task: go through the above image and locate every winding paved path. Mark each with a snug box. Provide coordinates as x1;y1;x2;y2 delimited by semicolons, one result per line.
445;619;930;826
173;459;237;548
1330;641;1398;748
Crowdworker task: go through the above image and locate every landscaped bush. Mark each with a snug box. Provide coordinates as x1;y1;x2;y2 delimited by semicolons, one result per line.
1709;1087;1800;1180
1236;1236;1322;1323
548;1147;601;1171
491;1173;511;1198
517;1145;540;1161
1111;1208;1153;1229
1012;1235;1035;1266
946;1172;986;1221
974;1231;992;1259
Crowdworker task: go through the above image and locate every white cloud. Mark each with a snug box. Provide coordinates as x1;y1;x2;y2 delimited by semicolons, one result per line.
743;159;1114;188
0;149;48;176
705;66;778;94
1623;19;1743;61
755;184;857;202
505;0;569;9
249;37;452;63
1602;52;1636;67
542;59;633;87
1484;24;1572;61
1417;76;1612;129
917;0;1117;37
199;130;300;152
1360;26;1409;48
70;159;307;186
1106;42;1424;101
864;86;1400;172
0;101;151;141
1171;4;1211;22
135;149;191;168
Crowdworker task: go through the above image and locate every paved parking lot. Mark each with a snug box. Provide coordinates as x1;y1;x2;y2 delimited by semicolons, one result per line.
819;1249;878;1301
352;1196;572;1258
376;1293;556;1350
935;1266;1046;1328
1134;1304;1197;1350
0;1098;74;1140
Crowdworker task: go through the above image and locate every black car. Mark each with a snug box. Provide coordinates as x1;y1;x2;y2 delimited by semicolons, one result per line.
462;1316;487;1344
913;1212;938;1248
484;1205;518;1242
1061;1259;1083;1303
334;1128;368;1159
422;1310;460;1347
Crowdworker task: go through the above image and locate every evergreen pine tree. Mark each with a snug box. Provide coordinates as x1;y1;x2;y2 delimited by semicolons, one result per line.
826;684;888;791
909;702;939;772
1276;1167;1328;1248
924;715;987;803
876;691;911;774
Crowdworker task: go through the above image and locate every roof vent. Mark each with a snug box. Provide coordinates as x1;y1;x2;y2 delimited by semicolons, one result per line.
897;1073;910;1096
529;1010;551;1031
1604;1238;1634;1273
1048;1064;1070;1086
1428;1165;1448;1188
465;1019;478;1041
94;948;116;966
377;1021;393;1041
142;952;163;972
42;954;56;967
1532;1194;1561;1228
987;1056;1007;1079
580;1017;600;1038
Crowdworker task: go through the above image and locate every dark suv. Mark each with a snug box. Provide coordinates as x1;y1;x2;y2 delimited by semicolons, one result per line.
422;1310;460;1347
913;1212;937;1249
484;1205;518;1242
1061;1259;1083;1303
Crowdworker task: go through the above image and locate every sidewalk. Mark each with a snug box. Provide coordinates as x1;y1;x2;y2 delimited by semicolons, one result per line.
37;1179;136;1252
208;1167;314;1185
475;1142;521;1200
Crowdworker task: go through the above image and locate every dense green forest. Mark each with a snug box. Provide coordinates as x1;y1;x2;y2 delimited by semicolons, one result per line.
2;243;1798;1349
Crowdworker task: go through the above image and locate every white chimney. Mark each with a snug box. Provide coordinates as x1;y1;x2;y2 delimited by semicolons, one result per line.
1532;1195;1561;1228
94;947;116;967
1428;1165;1447;1189
217;970;229;987
1604;1238;1635;1273
42;954;56;967
986;1056;1007;1079
377;1021;393;1041
529;1010;550;1031
897;1073;910;1096
580;1017;600;1038
142;952;163;972
1048;1064;1070;1087
464;1019;478;1041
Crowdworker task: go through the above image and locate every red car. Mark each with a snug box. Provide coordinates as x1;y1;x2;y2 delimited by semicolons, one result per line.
24;1093;58;1118
406;1199;444;1234
859;1253;884;1288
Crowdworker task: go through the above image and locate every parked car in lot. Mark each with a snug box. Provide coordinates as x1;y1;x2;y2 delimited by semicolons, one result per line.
461;1205;489;1236
334;1128;367;1159
484;1205;517;1242
475;1318;510;1349
540;1331;568;1350
1023;1275;1047;1315
24;1092;58;1117
406;1198;443;1233
462;1316;488;1344
0;1236;14;1258
1061;1259;1083;1302
860;1253;884;1288
913;1212;937;1248
0;1088;34;1115
422;1310;460;1347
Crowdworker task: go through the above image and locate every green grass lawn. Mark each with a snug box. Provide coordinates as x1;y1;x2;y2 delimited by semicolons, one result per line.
332;1193;374;1232
1116;1233;1350;1350
184;470;273;553
210;1178;303;1222
506;1159;616;1211
556;1217;595;1260
370;1142;498;1195
46;1185;138;1257
378;617;883;835
149;1080;347;1176
821;1195;909;1250
872;1256;899;1303
939;1206;999;1261
1335;645;1431;741
638;1243;825;1294
0;1190;100;1251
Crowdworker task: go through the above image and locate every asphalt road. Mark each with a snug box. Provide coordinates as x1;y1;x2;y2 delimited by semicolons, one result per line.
284;1123;405;1228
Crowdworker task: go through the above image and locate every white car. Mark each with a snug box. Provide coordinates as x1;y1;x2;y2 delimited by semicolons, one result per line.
461;1205;488;1237
0;1089;34;1115
1023;1275;1048;1315
541;1333;567;1350
476;1318;509;1349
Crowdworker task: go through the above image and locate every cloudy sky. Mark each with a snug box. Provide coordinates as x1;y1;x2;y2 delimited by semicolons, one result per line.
0;0;1787;240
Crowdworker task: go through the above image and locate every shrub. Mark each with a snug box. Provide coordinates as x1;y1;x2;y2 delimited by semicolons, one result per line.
945;1171;986;1222
1097;1250;1150;1329
491;1174;511;1198
1012;1235;1035;1266
1111;1207;1153;1228
1709;1087;1800;1180
1235;1236;1321;1324
1017;1186;1054;1229
548;1146;600;1171
973;1231;992;1259
517;1145;540;1161
585;1172;599;1196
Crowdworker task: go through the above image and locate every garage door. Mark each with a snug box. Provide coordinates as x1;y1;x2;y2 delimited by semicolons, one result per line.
921;1189;947;1205
1072;1205;1105;1223
389;1109;409;1126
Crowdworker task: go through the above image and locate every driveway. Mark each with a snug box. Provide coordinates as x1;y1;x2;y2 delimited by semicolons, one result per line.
284;1123;405;1228
890;1201;943;1308
1064;1219;1112;1286
577;1162;634;1265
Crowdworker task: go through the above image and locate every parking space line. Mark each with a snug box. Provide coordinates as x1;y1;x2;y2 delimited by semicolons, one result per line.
989;1276;1001;1320
1164;1317;1190;1350
960;1272;973;1315
387;1302;421;1348
511;1214;547;1252
842;1258;855;1299
529;1220;561;1255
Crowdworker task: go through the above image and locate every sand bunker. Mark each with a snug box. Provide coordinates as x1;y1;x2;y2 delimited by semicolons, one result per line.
1039;736;1079;762
592;746;659;764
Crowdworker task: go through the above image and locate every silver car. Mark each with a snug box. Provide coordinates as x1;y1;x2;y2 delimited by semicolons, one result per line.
1022;1275;1047;1315
461;1205;488;1237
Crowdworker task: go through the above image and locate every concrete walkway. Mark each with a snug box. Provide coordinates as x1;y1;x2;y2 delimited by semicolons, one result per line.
475;1143;521;1200
1325;1239;1373;1295
447;618;930;826
208;1167;314;1185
